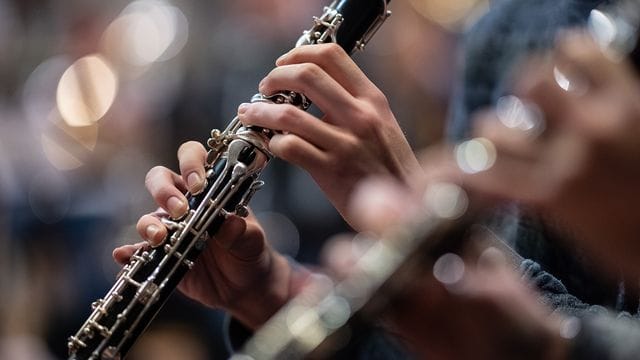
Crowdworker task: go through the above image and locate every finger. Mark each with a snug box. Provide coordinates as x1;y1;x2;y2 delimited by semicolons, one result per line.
145;166;189;218
554;30;621;89
455;264;538;313
415;139;541;204
112;241;148;266
177;141;208;194
136;213;168;247
462;149;542;204
275;43;373;97
268;133;330;173
238;102;343;150
513;57;571;130
473;111;542;161
259;62;359;124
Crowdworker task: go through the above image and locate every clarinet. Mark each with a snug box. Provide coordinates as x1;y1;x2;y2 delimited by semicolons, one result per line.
67;1;391;359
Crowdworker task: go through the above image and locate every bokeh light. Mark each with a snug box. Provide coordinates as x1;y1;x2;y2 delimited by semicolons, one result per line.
56;54;118;127
40;133;84;171
455;137;496;174
408;0;489;30
433;253;465;285
102;0;189;68
589;9;618;50
423;182;469;219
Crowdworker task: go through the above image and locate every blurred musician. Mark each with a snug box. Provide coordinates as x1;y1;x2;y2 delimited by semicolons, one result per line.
114;0;640;358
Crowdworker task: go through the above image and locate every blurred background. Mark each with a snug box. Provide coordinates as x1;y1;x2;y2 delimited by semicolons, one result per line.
0;0;486;358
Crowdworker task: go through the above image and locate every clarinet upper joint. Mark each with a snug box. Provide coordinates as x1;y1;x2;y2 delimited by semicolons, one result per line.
297;5;344;46
355;1;392;51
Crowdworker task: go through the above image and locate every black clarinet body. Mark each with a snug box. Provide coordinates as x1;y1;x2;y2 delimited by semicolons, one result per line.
68;1;391;359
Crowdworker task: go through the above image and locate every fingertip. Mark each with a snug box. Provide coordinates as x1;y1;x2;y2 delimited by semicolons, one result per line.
112;245;133;265
113;242;149;265
275;49;293;66
145;224;167;247
238;102;259;127
238;102;250;116
177;141;207;194
112;247;126;265
137;214;167;245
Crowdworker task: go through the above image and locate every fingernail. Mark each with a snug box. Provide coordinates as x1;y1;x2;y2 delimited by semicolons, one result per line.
238;103;250;116
187;172;203;192
167;196;187;218
146;225;160;242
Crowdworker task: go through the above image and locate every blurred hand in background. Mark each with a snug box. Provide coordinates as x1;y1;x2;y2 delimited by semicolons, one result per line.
461;31;640;276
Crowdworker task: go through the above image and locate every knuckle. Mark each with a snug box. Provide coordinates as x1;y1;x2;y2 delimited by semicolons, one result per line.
261;69;278;90
296;63;323;84
243;102;263;119
278;105;300;126
351;106;380;137
320;43;345;59
337;135;360;157
367;87;389;106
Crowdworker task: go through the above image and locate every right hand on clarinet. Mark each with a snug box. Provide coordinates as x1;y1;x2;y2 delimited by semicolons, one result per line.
238;43;422;228
112;141;310;330
330;179;571;360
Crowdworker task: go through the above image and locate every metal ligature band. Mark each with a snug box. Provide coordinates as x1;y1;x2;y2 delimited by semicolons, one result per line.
67;1;391;359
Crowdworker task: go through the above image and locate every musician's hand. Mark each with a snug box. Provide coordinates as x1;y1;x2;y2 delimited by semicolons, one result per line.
331;180;570;360
112;141;310;329
238;44;421;228
385;258;568;360
462;31;640;275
